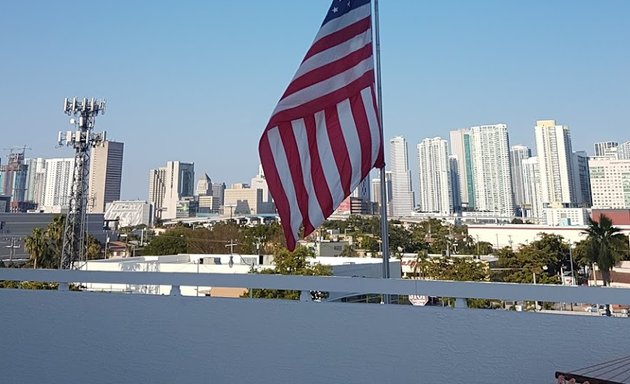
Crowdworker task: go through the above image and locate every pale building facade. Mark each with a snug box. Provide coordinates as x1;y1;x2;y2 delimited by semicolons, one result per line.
521;157;544;222
42;158;75;211
594;141;618;158
534;120;576;207
417;137;452;214
104;200;152;228
24;158;47;206
618;141;630;160
223;184;265;215
469;124;514;216
543;207;591;226
509;145;531;211
88;141;124;213
371;171;392;216
449;128;474;209
196;173;212;196
589;158;630;209
148;161;195;220
389;136;415;217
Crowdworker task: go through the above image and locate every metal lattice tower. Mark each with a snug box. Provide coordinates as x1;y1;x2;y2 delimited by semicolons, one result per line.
58;98;106;269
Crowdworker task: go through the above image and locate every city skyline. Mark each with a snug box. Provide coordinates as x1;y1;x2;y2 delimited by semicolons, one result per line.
1;1;629;199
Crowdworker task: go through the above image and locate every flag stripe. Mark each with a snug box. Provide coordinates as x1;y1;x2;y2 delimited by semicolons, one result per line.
361;86;383;168
294;29;372;80
305;17;371;61
272;57;374;118
283;43;373;99
265;127;303;247
337;98;363;191
258;132;297;250
325;105;352;196
369;86;385;168
279;120;315;235
315;110;347;211
314;3;372;48
350;91;373;178
268;70;374;129
303;114;334;225
292;118;326;235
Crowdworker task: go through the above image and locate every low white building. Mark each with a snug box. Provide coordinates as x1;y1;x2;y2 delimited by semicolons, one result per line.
467;223;630;250
543;207;591;226
79;254;400;299
104;200;152;228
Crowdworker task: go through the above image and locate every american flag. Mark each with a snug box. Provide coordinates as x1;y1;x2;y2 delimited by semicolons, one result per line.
259;0;384;250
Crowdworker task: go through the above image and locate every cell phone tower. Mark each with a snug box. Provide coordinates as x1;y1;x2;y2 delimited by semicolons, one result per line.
58;98;107;269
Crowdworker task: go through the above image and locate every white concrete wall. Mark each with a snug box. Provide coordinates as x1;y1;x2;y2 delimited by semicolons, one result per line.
468;223;630;249
2;286;630;384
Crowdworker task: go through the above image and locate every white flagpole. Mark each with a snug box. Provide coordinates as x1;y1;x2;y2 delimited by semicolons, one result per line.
373;0;391;302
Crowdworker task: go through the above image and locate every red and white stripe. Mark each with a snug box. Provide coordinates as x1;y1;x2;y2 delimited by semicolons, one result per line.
259;1;384;250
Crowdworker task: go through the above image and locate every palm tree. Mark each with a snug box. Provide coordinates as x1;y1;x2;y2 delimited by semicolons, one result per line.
583;214;626;286
23;227;48;269
46;215;65;268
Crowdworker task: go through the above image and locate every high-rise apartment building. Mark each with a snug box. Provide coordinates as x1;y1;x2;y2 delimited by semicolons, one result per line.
618;141;630;160
25;158;46;206
0;150;29;211
88;141;124;213
534;119;576;207
572;151;592;207
389;136;415;217
148;161;194;220
510;145;531;211
212;182;226;208
449;128;474;210
522;157;543;221
469;124;514;216
371;171;392;215
448;155;461;211
594;141;618;158
42;158;75;210
589;158;630;209
417;137;452;214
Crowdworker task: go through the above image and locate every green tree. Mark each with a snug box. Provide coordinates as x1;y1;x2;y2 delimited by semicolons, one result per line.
142;233;188;255
583;215;627;286
23;227;49;269
250;245;332;300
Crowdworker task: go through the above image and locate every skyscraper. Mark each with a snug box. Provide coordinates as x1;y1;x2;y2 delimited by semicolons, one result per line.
371;171;392;215
469;124;513;216
417;137;452;214
88;141;124;213
212;182;226;208
448;155;461;211
42;158;75;210
534;120;576;207
0;149;29;211
25;158;46;206
196;173;212;196
572;151;592;207
510;145;531;211
588;158;630;209
594;141;618;158
522;157;543;221
148;161;194;220
618;141;630;160
389;136;415;217
449;128;474;210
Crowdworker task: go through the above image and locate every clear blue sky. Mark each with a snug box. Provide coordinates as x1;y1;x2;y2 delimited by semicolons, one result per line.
1;1;628;199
